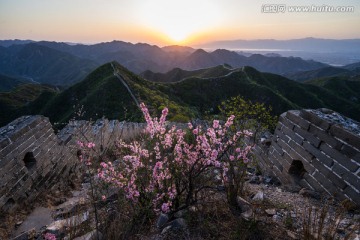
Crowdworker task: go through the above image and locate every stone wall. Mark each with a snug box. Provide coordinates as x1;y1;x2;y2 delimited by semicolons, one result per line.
0;116;76;212
254;109;360;205
2;110;359;213
0;116;145;213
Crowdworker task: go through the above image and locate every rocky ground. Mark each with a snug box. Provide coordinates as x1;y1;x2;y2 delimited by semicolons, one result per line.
2;171;359;240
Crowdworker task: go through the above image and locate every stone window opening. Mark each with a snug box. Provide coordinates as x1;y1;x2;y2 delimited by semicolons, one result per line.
23;152;36;169
288;160;306;181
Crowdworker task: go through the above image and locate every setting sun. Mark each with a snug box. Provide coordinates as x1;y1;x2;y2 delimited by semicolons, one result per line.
137;0;222;44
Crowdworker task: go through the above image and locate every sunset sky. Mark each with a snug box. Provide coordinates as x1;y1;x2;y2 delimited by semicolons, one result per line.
0;0;359;46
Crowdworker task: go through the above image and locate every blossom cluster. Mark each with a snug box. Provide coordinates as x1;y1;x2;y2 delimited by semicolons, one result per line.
96;103;253;213
77;140;96;166
44;232;56;240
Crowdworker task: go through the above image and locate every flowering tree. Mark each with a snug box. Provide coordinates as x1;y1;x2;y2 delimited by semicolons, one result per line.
96;103;253;215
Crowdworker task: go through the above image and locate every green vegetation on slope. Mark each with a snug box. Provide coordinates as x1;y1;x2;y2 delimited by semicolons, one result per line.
141;65;233;83
0;74;29;92
36;62;194;126
1;62;359;128
306;76;360;103
0;84;58;126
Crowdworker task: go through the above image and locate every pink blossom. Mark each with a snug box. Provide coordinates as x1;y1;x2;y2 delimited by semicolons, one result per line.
44;233;56;240
87;142;95;148
77;140;84;147
161;202;170;213
96;103;254;214
213;120;220;129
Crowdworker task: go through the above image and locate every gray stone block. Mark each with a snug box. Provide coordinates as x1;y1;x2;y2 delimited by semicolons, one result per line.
300;110;331;131
303;141;333;167
320;142;359;172
340;144;360;164
294;126;321;148
330;125;360;150
286;111;310;130
343;186;360;205
308;124;342;150
282;125;304;145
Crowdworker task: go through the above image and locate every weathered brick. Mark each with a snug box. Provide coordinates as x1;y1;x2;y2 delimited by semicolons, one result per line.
340;144;360;164
0;154;15;169
257;160;266;171
16;135;37;156
299;178;314;190
327;171;348;190
332;162;348;177
33;125;51;140
270;149;285;173
0;158;20;178
294;126;321;148
342;173;360;190
0;142;17;159
313;171;340;196
281;151;293;168
0;137;11;150
287;147;302;162
286;111;310;130
8;125;31;142
279;116;296;131
303;173;324;193
300;110;331;130
282;125;304;145
343;186;360;205
330;125;360;150
28;116;45;128
275;128;290;143
309;159;347;190
272;142;284;156
320;142;359;172
273;166;291;185
308;124;342;150
269;147;284;159
288;140;313;162
277;139;292;155
303;141;333;167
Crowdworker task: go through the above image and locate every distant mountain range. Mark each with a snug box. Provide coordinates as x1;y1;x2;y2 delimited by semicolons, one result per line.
285;65;360;82
1;62;359;127
197;38;360;66
0;74;30;92
0;43;97;86
198;37;360;53
0;39;348;87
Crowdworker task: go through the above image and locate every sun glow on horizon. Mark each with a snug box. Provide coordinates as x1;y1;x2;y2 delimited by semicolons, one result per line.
137;0;223;44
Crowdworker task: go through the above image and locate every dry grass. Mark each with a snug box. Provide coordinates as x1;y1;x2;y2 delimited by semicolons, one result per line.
300;202;359;240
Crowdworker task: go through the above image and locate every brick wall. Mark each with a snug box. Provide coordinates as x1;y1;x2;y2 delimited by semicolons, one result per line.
0;116;146;213
255;109;360;205
0;116;77;212
2;110;359;212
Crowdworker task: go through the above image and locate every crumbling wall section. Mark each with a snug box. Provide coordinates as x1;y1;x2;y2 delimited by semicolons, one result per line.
255;109;360;205
0;116;146;213
0;116;77;212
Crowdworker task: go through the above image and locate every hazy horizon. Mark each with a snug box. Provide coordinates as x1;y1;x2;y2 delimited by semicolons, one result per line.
1;0;359;46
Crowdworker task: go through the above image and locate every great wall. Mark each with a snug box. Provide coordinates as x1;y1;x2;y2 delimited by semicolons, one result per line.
0;116;145;213
0;108;359;215
254;109;360;205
